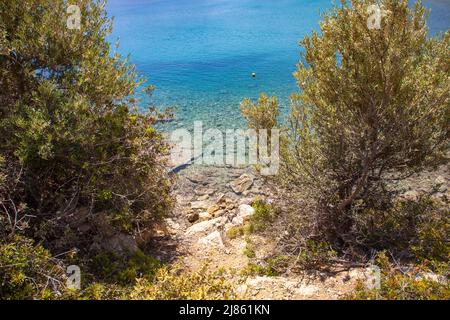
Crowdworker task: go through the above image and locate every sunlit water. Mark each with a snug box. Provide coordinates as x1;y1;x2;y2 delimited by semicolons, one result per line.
106;0;449;130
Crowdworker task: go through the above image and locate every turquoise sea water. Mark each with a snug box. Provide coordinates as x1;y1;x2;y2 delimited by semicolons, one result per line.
106;0;450;129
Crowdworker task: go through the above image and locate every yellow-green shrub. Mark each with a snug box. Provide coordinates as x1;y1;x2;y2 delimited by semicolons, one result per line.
345;252;449;300
130;265;239;300
90;250;163;285
249;199;276;232
0;236;65;299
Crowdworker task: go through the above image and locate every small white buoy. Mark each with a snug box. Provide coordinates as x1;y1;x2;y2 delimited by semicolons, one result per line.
251;72;256;78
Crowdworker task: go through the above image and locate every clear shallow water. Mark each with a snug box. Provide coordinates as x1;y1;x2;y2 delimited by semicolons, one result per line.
106;0;450;130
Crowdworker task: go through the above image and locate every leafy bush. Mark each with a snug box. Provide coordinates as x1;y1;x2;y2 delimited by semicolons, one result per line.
226;226;245;239
0;0;173;299
249;199;276;232
240;93;279;131
241;256;287;277
0;236;65;299
295;240;337;270
241;0;449;263
89;250;163;285
0;0;172;253
279;0;448;246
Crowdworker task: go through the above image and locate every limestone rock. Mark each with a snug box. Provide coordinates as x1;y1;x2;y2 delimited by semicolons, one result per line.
191;200;213;210
207;204;220;214
213;209;226;217
403;190;420;201
185;217;223;236
199;211;212;220
198;231;225;248
230;204;255;227
197;194;209;201
238;204;255;221
230;174;254;194
195;187;216;196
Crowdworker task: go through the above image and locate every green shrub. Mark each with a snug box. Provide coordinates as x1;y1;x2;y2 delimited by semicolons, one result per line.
0;236;64;299
243;242;256;259
0;0;172;263
249;199;276;232
295;240;337;270
90;250;163;285
273;0;448;246
241;256;287;277
226;226;244;239
240;93;279;131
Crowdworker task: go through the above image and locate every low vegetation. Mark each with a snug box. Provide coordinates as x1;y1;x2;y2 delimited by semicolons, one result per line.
345;252;449;300
130;265;240;300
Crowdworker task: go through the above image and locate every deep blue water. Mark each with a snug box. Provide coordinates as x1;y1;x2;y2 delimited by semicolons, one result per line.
106;0;450;129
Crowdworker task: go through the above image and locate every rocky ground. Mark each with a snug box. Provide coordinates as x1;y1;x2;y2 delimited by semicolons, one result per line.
146;165;372;299
145;161;449;299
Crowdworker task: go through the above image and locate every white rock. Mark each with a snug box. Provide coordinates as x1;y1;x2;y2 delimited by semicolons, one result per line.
185;217;223;236
198;231;225;248
229;205;255;227
165;218;180;231
191;200;213;210
238;204;255;221
236;284;249;297
199;211;212;220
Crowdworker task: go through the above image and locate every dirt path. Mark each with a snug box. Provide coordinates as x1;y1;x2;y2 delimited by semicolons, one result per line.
147;162;450;299
149;164;372;299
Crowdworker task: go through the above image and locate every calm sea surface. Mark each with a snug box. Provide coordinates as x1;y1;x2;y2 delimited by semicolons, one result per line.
106;0;450;129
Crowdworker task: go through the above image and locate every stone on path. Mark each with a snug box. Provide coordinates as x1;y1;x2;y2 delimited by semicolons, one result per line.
207;204;220;214
191;200;213;210
230;204;255;227
185;217;223;236
194;187;216;196
197;194;209;201
198;231;225;248
187;212;199;223
230;174;254;194
199;211;212;220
